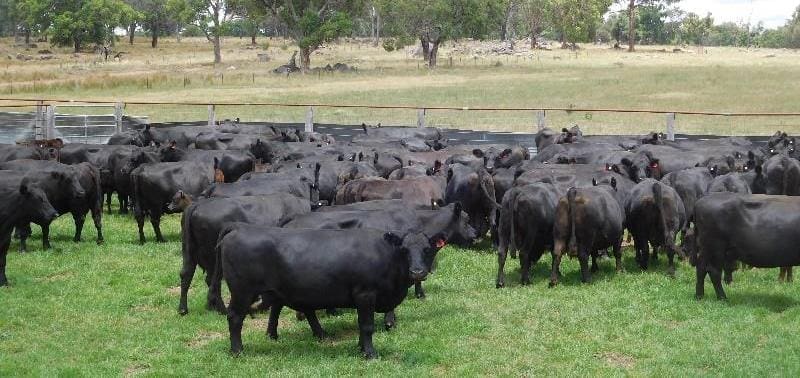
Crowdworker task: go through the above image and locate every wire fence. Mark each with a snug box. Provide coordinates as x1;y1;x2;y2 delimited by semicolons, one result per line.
1;97;800;141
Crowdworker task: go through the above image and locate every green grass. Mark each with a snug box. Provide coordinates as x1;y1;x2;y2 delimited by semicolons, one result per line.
2;201;800;376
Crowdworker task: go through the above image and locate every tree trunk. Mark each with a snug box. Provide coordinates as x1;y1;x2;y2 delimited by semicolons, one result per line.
420;38;431;62
502;1;516;43
129;24;135;45
213;34;222;63
176;24;182;43
24;29;30;45
628;0;636;52
74;38;81;53
251;29;257;45
151;24;159;48
300;47;311;71
428;41;440;68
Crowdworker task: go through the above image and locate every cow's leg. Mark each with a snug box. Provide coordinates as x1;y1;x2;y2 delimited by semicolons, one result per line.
355;294;378;359
549;241;564;287
325;308;339;316
267;304;283;340
136;213;146;245
578;246;592;284
105;192;112;214
708;265;726;300
178;256;197;316
16;225;29;252
666;246;676;277
151;212;165;243
72;211;86;243
119;195;129;214
383;311;396;331
304;311;326;340
205;269;226;314
0;237;10;286
41;223;51;250
227;294;250;355
590;252;599;273
91;205;103;245
613;238;624;273
695;262;707;300
414;282;425;299
789;267;794;283
779;267;793;282
638;240;650;270
520;250;533;286
496;243;508;288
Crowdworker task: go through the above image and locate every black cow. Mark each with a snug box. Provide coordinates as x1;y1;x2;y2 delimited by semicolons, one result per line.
336;176;444;208
495;182;562;288
131;162;214;244
317;199;436;212
550;180;625;286
660;167;713;237
0;144;53;162
762;154;800;280
625;179;686;275
470;146;529;173
218;225;443;358
177;194;311;315
159;144;255;183
708;173;751;194
0;160;89;251
688;194;800;299
1;173;59;286
111;146;160;214
445;163;499;239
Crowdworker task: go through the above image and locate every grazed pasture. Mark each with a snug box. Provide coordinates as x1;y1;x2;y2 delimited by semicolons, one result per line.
1;37;800;134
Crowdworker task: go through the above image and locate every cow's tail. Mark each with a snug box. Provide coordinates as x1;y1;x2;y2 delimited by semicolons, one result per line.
211;223;238;298
181;202;196;269
782;157;792;195
653;182;668;245
507;192;518;254
567;187;578;255
131;170;143;218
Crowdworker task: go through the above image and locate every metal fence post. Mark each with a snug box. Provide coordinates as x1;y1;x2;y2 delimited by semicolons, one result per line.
666;113;676;141
46;105;55;140
208;105;216;127
305;106;314;132
114;102;124;133
35;100;45;140
537;110;547;131
417;108;426;128
84;114;89;144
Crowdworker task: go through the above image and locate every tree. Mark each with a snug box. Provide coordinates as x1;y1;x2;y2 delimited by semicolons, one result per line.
50;0;136;52
259;0;363;70
15;0;53;44
549;0;611;47
619;0;677;51
518;0;550;49
789;4;800;48
680;12;713;45
166;0;193;42
178;0;231;63
136;0;173;48
229;0;268;45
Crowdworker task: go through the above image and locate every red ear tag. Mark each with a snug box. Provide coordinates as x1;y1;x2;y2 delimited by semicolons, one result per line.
435;239;446;248
650;162;659;168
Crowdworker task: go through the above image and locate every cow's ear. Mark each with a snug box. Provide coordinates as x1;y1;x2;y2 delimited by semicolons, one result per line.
605;163;611;171
384;232;403;247
501;148;513;157
358;152;364;162
755;165;763;175
178;190;186;199
213;157;220;169
726;156;735;168
621;158;632;167
472;149;485;158
592;178;598;186
145;124;151;131
434;160;442;171
377;123;381;128
19;183;29;196
610;177;617;190
446;168;453;182
169;140;177;149
561;128;569;133
453;201;463;215
430;199;438;210
748;151;755;160
611;164;622;175
428;233;447;249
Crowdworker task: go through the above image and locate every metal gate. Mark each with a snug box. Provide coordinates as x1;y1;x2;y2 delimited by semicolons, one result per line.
49;104;122;144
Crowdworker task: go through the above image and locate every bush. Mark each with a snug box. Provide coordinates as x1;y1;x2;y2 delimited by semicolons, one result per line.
182;25;204;38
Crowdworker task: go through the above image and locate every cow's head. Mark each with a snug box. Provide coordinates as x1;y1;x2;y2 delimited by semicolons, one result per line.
158;141;183;162
51;170;85;199
434;202;478;246
18;181;59;225
140;124;156;147
384;231;447;282
249;139;273;163
167;190;193;213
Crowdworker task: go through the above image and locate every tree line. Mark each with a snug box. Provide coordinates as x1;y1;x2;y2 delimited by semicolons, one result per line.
0;0;799;67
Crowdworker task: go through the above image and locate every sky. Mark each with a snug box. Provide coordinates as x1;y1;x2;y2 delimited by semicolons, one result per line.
610;0;798;28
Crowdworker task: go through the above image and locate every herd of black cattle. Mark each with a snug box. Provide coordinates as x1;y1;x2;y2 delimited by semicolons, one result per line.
1;122;799;359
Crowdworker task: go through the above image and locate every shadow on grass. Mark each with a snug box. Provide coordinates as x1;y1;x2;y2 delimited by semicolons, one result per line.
727;290;798;313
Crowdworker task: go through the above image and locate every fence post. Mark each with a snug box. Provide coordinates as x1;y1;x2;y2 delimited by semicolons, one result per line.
536;110;547;131
417;108;426;128
46;105;55;140
305;106;314;132
35;100;45;140
114;102;124;133
84;114;89;144
666;113;676;141
208;105;216;127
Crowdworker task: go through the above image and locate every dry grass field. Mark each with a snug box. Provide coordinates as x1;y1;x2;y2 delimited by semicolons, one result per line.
1;37;800;135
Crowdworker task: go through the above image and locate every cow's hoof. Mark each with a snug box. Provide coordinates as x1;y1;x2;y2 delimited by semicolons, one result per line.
73;238;81;243
230;348;242;357
178;308;188;316
415;292;425;299
548;281;558;288
96;239;104;245
363;350;378;360
496;282;504;289
384;322;394;331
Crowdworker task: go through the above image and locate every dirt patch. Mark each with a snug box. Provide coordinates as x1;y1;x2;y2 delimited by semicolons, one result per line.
187;331;224;348
123;363;150;377
39;270;74;282
166;286;181;295
599;352;636;369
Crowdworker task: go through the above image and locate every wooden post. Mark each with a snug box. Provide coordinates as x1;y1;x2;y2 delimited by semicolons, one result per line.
666;113;676;141
537;110;547;131
305;106;314;132
114;102;124;133
208;105;216;127
84;114;89;144
35;100;45;140
417;108;426;128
